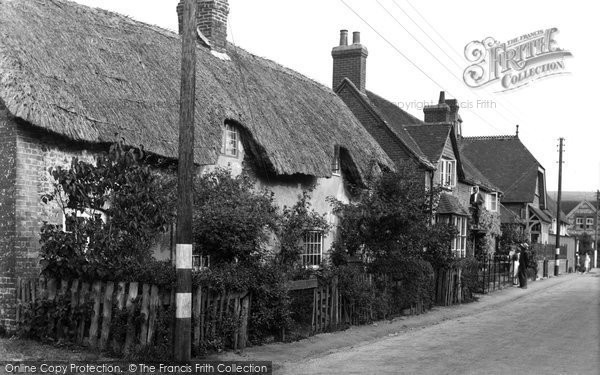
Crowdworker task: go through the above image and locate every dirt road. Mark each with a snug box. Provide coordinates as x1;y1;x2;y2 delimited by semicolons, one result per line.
279;272;599;374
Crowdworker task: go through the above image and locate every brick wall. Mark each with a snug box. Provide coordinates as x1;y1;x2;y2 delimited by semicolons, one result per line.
332;52;367;92
0;100;17;330
337;86;410;164
14;124;98;279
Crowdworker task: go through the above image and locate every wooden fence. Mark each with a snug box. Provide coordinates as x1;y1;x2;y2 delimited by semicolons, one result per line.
15;277;251;354
434;268;463;306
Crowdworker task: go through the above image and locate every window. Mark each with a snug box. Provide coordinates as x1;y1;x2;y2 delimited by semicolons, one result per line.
485;192;498;212
62;208;107;253
576;217;584;228
586;218;594;227
302;231;323;267
192;254;210;271
222;123;239;157
440;159;456;188
332;146;341;176
452;216;468;258
62;208;107;233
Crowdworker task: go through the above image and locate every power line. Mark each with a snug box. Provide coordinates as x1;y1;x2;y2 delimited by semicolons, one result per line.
402;0;526;119
339;0;503;133
376;0;517;126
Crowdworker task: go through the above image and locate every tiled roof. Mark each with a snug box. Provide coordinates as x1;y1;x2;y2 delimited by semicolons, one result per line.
365;91;423;126
460;155;501;193
437;193;469;216
545;196;569;223
460;136;541;203
362;90;432;166
500;204;523;224
404;124;451;163
529;204;552;223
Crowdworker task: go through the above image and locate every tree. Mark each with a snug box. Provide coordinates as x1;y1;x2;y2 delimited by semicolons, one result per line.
330;162;456;268
40;142;174;279
192;168;279;265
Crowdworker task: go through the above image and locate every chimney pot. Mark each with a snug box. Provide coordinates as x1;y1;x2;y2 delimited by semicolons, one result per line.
353;31;361;44
438;91;445;104
340;30;348;46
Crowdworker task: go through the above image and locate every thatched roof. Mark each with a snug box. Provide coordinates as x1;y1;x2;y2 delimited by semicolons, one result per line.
0;0;392;181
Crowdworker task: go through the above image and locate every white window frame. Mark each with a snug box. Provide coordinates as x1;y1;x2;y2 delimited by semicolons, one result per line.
62;208;107;233
440;159;456;188
302;230;323;268
452;216;468;258
485;192;498;212
192;254;210;271
222;123;239;157
576;217;584;228
332;146;341;176
586;218;594;226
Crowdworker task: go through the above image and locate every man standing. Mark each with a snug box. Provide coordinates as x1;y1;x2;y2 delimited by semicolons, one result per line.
470;186;485;227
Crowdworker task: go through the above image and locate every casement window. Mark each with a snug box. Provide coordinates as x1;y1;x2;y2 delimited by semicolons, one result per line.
221;123;239;157
437;215;467;258
485;192;498;212
440;159;456;188
586;218;594;227
332;146;341;176
302;230;323;268
62;208;107;233
452;216;468;258
576;217;584;228
192;254;210;271
62;208;107;253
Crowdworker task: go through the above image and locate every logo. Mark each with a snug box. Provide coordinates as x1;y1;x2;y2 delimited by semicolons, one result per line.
463;28;572;91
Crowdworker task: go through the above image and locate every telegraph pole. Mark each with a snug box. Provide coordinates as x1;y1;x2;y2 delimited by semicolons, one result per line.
554;138;564;277
175;0;196;362
595;190;599;268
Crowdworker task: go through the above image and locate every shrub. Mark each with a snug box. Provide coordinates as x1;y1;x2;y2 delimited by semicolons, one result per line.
192;168;279;265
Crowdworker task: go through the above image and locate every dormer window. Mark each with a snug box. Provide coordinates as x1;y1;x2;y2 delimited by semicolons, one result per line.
440;158;456;188
332;145;341;176
222;123;239;157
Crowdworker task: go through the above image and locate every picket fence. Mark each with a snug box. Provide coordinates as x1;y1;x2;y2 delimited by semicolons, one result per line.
15;277;251;354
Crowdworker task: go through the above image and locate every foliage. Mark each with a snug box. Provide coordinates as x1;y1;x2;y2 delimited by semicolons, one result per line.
422;222;457;269
39;142;174;281
473;210;502;258
449;258;480;302
498;223;529;255
192;168;279;265
579;233;593;255
277;191;330;268
330;163;448;264
192;262;292;347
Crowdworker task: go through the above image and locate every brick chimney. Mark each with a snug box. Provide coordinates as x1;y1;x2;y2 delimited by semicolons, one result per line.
332;30;368;92
424;91;463;136
177;0;229;52
424;91;451;123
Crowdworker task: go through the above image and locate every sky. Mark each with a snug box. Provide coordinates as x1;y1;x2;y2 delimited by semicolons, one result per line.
72;0;599;192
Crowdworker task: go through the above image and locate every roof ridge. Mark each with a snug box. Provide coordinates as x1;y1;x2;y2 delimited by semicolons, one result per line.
463;135;518;140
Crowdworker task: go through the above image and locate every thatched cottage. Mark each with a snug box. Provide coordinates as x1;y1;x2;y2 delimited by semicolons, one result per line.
330;31;501;257
0;0;393;327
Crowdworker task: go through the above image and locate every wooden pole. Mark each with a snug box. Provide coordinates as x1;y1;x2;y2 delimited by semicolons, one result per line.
175;0;197;362
554;138;564;277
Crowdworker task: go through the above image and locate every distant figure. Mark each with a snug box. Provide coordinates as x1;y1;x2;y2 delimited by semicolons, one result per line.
585;253;591;273
518;244;529;289
512;250;520;285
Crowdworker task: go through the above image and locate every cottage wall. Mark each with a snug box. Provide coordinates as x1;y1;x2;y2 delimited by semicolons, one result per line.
0;101;17;329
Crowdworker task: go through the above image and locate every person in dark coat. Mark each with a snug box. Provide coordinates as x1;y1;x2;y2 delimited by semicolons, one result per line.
517;244;529;288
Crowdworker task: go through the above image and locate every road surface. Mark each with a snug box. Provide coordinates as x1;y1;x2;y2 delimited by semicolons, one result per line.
280;273;600;375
